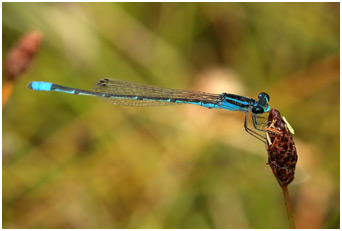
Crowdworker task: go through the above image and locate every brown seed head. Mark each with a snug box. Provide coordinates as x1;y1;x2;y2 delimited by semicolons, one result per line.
266;108;298;186
4;30;43;81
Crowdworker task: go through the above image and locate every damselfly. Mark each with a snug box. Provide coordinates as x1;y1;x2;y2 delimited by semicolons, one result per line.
28;78;270;141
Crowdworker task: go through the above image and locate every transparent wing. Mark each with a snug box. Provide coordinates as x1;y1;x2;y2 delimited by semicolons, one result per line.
92;78;221;107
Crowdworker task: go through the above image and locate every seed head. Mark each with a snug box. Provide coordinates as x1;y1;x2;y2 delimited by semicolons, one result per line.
266;108;298;186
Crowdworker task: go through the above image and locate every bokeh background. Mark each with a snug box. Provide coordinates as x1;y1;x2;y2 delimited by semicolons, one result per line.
3;2;339;229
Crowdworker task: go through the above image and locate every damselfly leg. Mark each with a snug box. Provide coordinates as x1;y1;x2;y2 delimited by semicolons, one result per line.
252;114;271;131
244;112;267;143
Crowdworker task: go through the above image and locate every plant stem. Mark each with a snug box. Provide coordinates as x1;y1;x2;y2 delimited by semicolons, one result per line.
281;185;295;228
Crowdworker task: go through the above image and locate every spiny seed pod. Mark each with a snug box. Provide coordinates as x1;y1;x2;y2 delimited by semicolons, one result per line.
266;108;298;186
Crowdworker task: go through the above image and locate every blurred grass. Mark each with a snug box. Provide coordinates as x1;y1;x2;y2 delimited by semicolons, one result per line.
3;2;340;228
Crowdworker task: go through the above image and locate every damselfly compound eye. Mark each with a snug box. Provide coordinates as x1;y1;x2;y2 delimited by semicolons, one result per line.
252;106;264;114
259;92;270;102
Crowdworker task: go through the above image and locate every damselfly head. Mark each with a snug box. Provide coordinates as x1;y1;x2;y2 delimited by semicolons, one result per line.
254;92;271;113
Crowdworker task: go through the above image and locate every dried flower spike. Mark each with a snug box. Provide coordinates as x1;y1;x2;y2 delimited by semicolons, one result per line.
4;30;43;80
266;108;298;186
3;30;43;107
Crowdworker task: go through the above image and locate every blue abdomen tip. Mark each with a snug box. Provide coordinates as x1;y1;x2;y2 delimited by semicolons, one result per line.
28;81;53;91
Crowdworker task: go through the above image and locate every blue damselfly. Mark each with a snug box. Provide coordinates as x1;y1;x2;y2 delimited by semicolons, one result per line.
28;78;270;141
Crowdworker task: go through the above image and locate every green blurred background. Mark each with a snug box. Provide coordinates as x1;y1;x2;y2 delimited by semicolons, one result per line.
3;2;339;228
